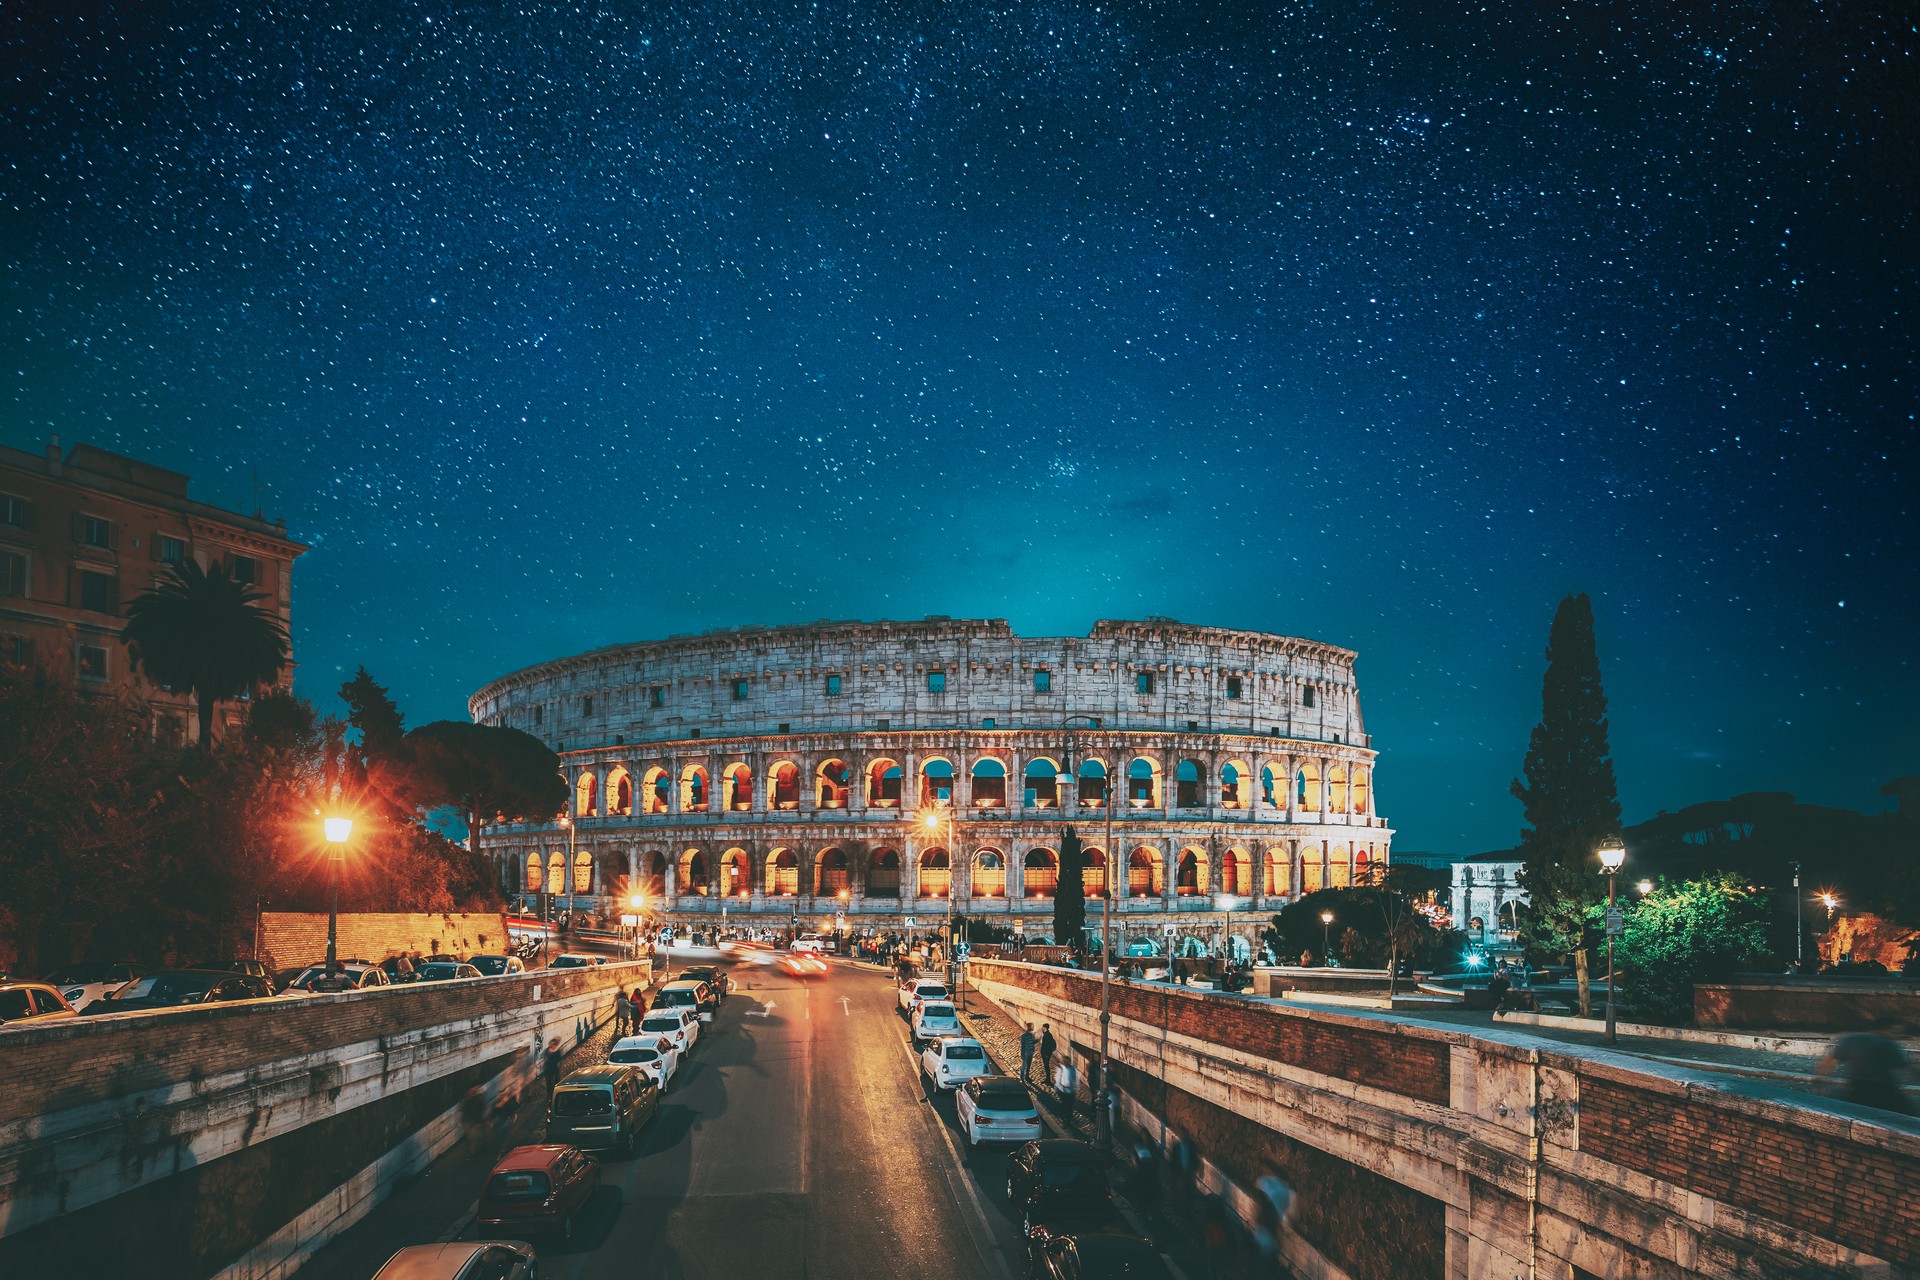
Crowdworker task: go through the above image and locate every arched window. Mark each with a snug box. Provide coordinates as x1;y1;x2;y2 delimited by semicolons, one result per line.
681;765;710;813
817;759;851;809
868;849;902;898
576;772;598;817
723;763;753;812
1352;767;1371;816
573;850;593;894
722;848;751;898
547;851;565;895
1024;848;1058;898
1079;845;1109;898
643;851;667;897
678;848;709;896
1176;759;1203;808
1218;848;1247;896
1260;765;1279;807
767;848;799;896
1077;759;1108;808
771;762;801;809
1301;847;1326;894
1353;847;1372;886
1265;848;1291;897
867;758;903;808
919;847;951;898
643;767;670;814
1127;848;1162;898
973;850;1005;897
815;847;849;896
920;758;955;806
1176;848;1207;896
1297;762;1322;813
525;851;543;893
1221;761;1251;810
1128;758;1161;808
1328;764;1348;814
607;766;633;816
1024;758;1059;808
1329;845;1351;888
971;757;1007;808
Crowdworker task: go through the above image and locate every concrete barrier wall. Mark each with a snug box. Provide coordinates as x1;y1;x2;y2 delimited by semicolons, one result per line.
1694;979;1920;1031
258;911;513;970
970;959;1920;1280
0;960;647;1277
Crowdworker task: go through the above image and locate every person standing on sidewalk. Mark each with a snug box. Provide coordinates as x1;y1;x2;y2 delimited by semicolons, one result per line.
1020;1024;1038;1082
613;987;630;1036
1056;1056;1079;1124
542;1037;563;1097
1039;1025;1058;1080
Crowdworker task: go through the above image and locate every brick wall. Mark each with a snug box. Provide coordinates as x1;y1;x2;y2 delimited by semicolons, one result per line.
1580;1077;1920;1267
1693;980;1920;1032
971;958;1449;1104
258;911;512;970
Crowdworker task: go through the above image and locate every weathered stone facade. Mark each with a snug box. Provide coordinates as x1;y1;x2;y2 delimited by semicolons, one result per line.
469;618;1393;947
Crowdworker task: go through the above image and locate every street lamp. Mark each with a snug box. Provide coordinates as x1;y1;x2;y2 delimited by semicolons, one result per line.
924;804;958;982
1635;880;1653;897
1790;861;1803;970
1597;841;1627;1044
552;813;573;963
1059;713;1115;1143
627;892;644;960
323;815;353;980
1218;895;1238;983
1320;910;1335;965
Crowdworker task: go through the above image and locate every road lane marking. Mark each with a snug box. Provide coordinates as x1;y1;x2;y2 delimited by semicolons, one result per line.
839;997;851;1016
746;1000;777;1017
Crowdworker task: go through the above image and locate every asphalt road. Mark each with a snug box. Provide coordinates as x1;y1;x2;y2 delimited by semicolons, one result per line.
303;963;1032;1280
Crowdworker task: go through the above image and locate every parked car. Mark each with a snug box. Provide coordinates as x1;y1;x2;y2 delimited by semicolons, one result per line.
606;1034;680;1088
467;954;526;977
271;965;309;993
546;1064;659;1156
679;965;730;998
378;956;422;984
82;970;273;1014
547;954;605;969
42;962;143;1012
415;961;482;982
790;933;834;954
920;1036;992;1090
956;1076;1043;1146
0;981;79;1027
371;1241;537;1279
654;979;715;1024
1031;1232;1173;1280
284;962;392;993
898;977;949;1013
477;1145;598;1244
193;959;272;980
912;1000;963;1045
1008;1140;1122;1263
637;1008;698;1056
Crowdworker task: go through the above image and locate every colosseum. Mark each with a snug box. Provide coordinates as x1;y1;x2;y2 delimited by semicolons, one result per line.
469;617;1392;956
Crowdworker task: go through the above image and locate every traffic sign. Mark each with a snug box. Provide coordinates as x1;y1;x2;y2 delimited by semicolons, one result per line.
904;916;917;927
955;942;971;962
1603;907;1625;937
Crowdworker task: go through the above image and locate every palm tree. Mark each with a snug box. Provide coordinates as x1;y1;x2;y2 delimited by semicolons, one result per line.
123;560;291;748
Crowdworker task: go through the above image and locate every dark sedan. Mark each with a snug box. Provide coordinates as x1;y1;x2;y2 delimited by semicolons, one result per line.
1033;1232;1174;1280
84;970;274;1014
1007;1140;1124;1265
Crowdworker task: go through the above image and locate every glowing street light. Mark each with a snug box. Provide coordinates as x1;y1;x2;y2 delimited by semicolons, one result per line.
1597;841;1627;1043
1635;879;1653;896
323;814;353;982
1320;909;1335;964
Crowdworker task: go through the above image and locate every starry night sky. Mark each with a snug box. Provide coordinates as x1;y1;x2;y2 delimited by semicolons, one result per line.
4;1;1914;854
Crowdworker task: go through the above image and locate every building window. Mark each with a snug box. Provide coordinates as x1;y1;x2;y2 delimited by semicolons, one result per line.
77;644;108;681
157;536;186;565
649;686;666;708
824;674;841;696
1302;685;1315;707
0;494;28;527
581;695;594;717
1136;672;1154;694
155;714;186;748
0;551;24;597
733;679;749;700
1226;675;1242;699
1;634;29;665
1034;670;1051;693
230;555;257;585
982;718;995;729
927;671;946;693
534;706;544;725
82;516;113;548
79;571;118;614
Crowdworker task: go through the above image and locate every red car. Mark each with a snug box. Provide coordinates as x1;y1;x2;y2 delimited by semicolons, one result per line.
778;953;828;977
477;1145;599;1244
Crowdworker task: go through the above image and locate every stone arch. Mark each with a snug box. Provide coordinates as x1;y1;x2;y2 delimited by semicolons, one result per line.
1076;757;1109;808
1176;846;1208;896
546;850;566;895
1330;844;1351;888
868;848;902;897
970;757;1008;808
1175;759;1204;808
575;772;598;817
1220;759;1252;809
1353;845;1373;886
606;765;633;816
920;757;956;806
816;758;851;809
919;847;951;898
525;851;543;893
1264;847;1292;897
1259;762;1283;808
723;763;753;812
973;848;1006;898
1301;844;1326;893
1127;847;1164;898
1328;764;1349;814
681;764;710;813
1023;756;1061;808
1352;766;1371;816
770;761;801;810
1127;757;1163;808
1023;848;1058;898
678;848;710;896
1296;761;1322;813
1081;845;1109;898
867;758;903;808
642;766;671;814
1220;847;1250;897
641;850;668;897
766;847;799;896
573;848;594;894
721;847;751;898
815;847;850;897
598;849;627;896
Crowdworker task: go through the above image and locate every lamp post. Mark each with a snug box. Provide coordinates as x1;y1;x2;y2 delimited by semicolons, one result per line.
923;804;958;984
1060;713;1114;1143
1218;895;1238;985
323;815;353;980
552;814;573;963
627;893;644;960
1597;841;1627;1044
1320;910;1334;965
1790;861;1802;970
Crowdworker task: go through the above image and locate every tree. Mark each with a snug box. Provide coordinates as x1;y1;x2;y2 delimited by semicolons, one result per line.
1363;864;1434;995
338;667;415;815
1055;826;1088;953
406;720;565;853
1512;593;1623;1015
1619;873;1774;1024
122;560;291;748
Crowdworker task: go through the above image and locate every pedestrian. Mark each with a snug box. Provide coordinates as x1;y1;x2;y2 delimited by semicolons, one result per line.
1020;1023;1038;1082
629;989;646;1026
1056;1056;1079;1123
490;1087;520;1152
1486;966;1512;1012
1040;1025;1057;1079
613;987;629;1036
542;1036;563;1096
459;1084;487;1152
1818;1030;1914;1114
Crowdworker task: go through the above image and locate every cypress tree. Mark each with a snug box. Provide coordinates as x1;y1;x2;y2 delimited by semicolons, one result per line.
1055;825;1088;953
1512;593;1623;1010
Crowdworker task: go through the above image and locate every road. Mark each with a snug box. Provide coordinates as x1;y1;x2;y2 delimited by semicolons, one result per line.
302;963;1031;1280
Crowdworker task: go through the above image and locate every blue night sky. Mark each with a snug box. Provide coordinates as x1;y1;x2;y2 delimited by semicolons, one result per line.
4;2;1914;855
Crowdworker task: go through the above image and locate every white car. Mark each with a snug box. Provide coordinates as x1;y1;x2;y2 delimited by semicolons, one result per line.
638;1008;698;1055
790;934;833;954
956;1076;1044;1146
607;1033;680;1088
920;1036;991;1091
284;962;391;993
44;962;143;1012
898;977;949;1013
911;1000;962;1045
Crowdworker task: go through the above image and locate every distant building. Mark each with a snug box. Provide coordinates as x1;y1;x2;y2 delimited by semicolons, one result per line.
0;436;306;743
1450;851;1524;949
1388;850;1456;871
